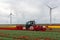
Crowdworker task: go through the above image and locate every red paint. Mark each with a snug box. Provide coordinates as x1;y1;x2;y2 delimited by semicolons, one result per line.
40;26;47;31
33;25;47;31
16;25;23;30
0;28;16;30
33;25;41;31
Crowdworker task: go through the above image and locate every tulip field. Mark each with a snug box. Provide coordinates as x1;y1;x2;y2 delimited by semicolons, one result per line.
0;30;60;40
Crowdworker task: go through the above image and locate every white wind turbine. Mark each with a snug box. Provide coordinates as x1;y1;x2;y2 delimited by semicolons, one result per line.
45;5;57;25
9;9;16;24
41;0;59;24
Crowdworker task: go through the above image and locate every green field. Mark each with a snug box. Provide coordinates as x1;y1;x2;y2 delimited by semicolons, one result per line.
0;30;60;40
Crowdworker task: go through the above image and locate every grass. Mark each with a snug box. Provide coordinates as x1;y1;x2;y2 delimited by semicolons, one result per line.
0;30;60;40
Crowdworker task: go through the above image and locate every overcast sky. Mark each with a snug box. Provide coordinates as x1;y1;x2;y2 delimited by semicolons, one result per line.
0;0;60;24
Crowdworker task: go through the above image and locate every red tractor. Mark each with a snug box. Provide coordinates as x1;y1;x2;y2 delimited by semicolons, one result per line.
16;20;47;31
25;20;47;31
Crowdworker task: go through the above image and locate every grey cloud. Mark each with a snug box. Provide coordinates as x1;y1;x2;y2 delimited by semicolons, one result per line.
0;0;60;24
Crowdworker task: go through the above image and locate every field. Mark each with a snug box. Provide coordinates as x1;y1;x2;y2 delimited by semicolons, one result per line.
0;24;60;40
0;30;60;40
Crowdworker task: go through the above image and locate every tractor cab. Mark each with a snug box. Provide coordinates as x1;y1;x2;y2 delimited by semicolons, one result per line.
26;20;35;29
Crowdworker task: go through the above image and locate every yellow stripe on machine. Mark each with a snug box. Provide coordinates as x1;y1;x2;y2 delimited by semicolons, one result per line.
0;26;16;28
48;26;60;28
7;26;16;28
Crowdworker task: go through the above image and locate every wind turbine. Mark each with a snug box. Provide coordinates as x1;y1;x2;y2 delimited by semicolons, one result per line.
9;12;12;24
9;9;13;24
41;0;59;24
9;10;16;24
45;4;57;25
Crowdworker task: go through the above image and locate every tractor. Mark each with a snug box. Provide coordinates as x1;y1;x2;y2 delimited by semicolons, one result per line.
16;20;47;31
25;20;47;31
